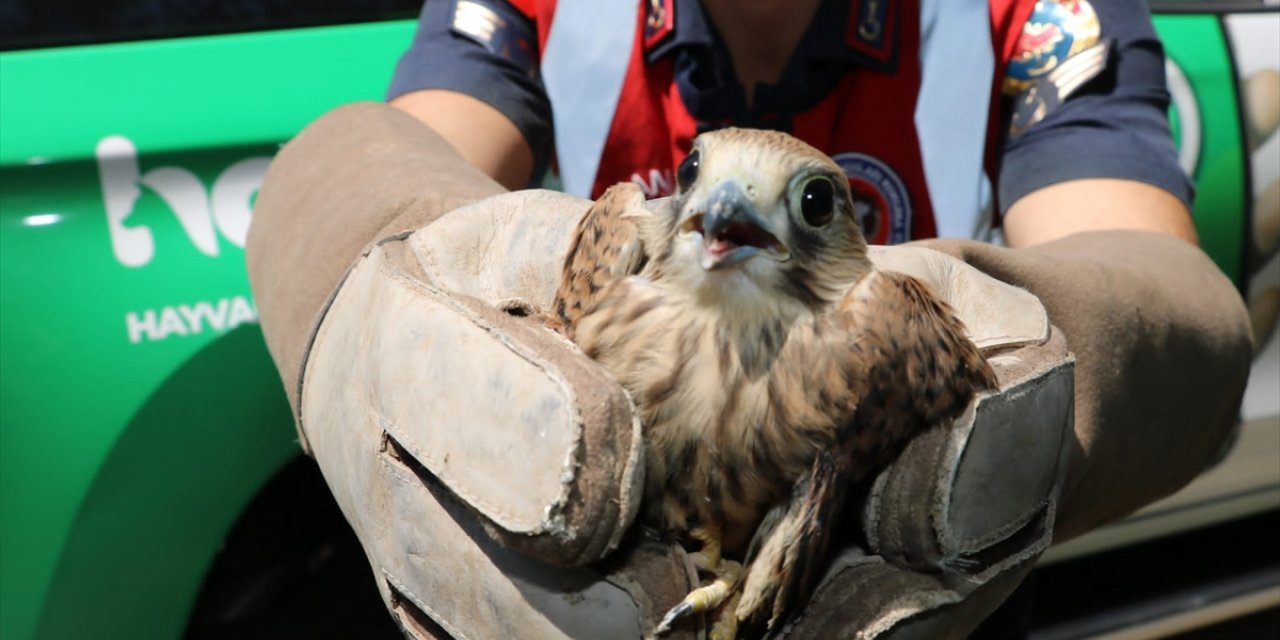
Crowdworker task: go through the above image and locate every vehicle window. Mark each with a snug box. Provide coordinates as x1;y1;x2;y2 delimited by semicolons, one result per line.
0;0;423;51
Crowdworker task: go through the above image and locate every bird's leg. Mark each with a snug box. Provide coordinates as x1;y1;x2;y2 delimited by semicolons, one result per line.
709;591;742;640
655;525;744;635
688;525;724;572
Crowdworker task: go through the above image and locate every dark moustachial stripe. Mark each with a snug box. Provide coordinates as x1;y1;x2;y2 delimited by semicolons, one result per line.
781;265;826;310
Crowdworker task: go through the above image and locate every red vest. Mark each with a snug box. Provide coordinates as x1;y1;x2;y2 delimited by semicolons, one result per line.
519;0;1037;242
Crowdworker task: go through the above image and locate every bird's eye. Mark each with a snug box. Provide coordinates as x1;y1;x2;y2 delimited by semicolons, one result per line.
799;177;835;227
676;149;700;191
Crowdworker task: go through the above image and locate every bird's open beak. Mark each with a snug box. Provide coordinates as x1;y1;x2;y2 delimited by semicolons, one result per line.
681;181;790;270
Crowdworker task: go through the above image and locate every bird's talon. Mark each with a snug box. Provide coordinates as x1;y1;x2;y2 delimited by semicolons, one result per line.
654;601;694;635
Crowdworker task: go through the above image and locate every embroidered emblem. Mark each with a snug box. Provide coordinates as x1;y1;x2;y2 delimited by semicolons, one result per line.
644;0;674;51
1005;0;1102;95
846;0;898;65
1008;40;1111;136
451;0;538;77
832;152;912;245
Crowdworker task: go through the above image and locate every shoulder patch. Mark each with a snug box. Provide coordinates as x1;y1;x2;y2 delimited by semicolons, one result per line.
845;0;898;67
644;0;674;51
1008;39;1110;137
1004;0;1101;95
451;0;539;77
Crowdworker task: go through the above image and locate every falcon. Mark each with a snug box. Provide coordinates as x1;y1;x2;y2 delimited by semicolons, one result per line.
551;129;997;639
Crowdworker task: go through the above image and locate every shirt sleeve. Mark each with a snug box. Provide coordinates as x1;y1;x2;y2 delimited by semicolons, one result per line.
386;0;553;176
997;0;1193;213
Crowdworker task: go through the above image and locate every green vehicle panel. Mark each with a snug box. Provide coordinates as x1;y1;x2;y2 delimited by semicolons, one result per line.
1158;14;1248;286
1;7;1276;640
0;22;414;640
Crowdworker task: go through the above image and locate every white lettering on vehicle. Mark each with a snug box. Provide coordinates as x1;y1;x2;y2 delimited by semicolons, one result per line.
97;135;271;268
125;296;258;344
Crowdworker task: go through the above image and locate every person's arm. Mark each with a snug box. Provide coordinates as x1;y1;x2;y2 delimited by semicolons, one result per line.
386;0;550;190
1003;178;1199;248
995;0;1197;250
391;89;534;190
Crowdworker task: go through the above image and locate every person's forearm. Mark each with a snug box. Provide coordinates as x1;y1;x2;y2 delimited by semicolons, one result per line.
391;89;534;190
1003;178;1199;248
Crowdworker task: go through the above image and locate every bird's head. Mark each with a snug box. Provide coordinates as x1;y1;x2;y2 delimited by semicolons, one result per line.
667;128;871;316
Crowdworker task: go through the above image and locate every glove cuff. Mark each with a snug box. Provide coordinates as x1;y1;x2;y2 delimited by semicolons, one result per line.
247;101;505;449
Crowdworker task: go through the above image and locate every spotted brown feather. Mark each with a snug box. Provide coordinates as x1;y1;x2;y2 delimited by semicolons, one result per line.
551;182;672;339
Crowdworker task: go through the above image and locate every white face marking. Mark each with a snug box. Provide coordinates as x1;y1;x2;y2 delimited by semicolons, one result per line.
670;155;796;303
667;206;811;330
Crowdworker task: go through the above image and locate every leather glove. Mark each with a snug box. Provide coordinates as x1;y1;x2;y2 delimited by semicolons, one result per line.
249;103;690;640
246;103;1250;639
913;233;1253;543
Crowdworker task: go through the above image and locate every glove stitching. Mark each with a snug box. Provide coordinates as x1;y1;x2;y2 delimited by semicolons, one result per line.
863;470;889;551
295;252;371;455
883;449;913;564
379;454;418;488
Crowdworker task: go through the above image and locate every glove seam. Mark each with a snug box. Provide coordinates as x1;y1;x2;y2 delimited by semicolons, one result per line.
378;415;550;532
373;252;580;534
384;570;474;640
946;500;1050;557
293;247;376;455
606;400;648;556
294;225;420;455
931;400;979;560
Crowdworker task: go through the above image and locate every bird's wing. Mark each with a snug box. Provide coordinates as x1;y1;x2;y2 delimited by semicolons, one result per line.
736;270;998;635
551;182;656;336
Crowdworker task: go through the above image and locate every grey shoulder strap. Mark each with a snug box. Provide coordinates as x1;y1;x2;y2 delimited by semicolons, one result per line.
541;0;641;197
